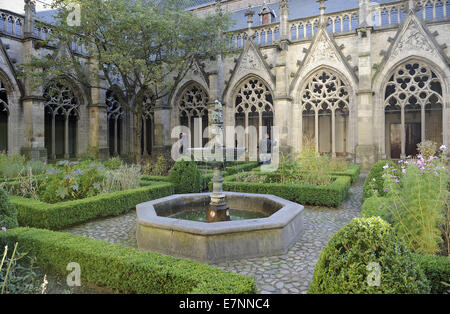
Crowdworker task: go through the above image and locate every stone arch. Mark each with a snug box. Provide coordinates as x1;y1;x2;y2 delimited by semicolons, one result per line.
43;79;84;160
0;78;9;153
173;81;209;148
141;93;155;156
294;66;356;157
0;68;22;155
105;89;124;156
231;75;274;159
381;58;446;158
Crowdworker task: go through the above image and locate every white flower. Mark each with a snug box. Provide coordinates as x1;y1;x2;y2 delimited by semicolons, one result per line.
440;145;447;152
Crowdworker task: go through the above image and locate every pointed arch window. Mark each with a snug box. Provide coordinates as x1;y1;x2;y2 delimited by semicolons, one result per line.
178;83;209;148
234;77;274;158
384;61;443;158
299;70;350;157
44;81;79;160
141;94;154;155
0;80;9;153
106;90;124;157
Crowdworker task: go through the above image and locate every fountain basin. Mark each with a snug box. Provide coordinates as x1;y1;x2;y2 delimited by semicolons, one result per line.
136;192;304;263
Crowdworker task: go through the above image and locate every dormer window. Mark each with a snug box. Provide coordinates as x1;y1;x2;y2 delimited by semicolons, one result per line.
259;2;275;25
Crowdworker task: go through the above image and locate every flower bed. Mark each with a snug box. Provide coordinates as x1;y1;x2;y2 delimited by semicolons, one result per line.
210;173;351;207
10;181;174;230
0;227;256;294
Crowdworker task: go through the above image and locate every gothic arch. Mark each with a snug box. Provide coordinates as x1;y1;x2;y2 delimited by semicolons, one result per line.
174;81;209;148
294;66;356;157
43;79;83;160
106;89;124;156
0;68;21;155
231;75;274;159
0;78;9;153
141;93;155;155
380;58;446;159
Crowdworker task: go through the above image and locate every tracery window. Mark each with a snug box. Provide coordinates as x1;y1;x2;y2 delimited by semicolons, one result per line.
300;70;350;156
384;61;443;158
44;81;79;159
141;94;154;155
0;80;9;152
106;90;124;156
178;83;208;147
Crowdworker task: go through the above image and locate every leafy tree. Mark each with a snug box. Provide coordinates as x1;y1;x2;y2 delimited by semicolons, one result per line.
22;0;233;162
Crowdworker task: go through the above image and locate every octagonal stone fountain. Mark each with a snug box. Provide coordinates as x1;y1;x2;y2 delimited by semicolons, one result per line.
136;100;304;263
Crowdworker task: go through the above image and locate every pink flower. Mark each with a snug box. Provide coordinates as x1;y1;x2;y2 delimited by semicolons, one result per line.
395;179;400;183
384;188;389;193
383;163;389;169
1;227;6;232
402;169;407;174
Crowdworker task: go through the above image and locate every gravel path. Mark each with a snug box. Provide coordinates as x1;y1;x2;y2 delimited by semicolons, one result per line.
63;174;366;294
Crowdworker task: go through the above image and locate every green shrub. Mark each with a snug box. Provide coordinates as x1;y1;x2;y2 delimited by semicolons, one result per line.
168;160;202;193
213;173;350;207
103;157;123;170
308;217;430;294
360;196;391;221
412;253;450;294
0;189;18;230
11;182;174;230
0;227;256;294
362;160;396;202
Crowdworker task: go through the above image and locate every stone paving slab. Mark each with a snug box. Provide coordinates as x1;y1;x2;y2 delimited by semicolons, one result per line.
63;174;365;294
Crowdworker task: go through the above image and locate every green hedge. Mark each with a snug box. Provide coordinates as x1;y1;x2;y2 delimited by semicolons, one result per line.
212;174;351;207
0;227;256;294
10;182;174;230
142;162;259;192
412;253;450;294
330;164;360;183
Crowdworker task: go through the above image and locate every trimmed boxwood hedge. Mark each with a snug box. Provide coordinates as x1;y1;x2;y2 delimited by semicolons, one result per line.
10;182;174;230
0;227;256;294
412;253;450;294
211;173;351;207
330;164;360;183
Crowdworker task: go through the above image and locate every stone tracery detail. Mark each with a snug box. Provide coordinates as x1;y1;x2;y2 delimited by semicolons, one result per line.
234;78;274;115
178;83;208;120
299;69;350;156
44;82;79;118
0;80;8;114
384;61;444;158
300;70;349;112
384;61;443;109
43;81;79;159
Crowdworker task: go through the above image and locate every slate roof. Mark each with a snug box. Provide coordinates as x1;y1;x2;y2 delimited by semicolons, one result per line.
33;0;401;29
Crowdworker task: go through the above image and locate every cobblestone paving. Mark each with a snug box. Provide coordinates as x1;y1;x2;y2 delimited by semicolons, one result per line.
63;174;366;294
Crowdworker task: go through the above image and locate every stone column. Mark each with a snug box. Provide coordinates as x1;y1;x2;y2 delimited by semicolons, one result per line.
152;99;172;157
355;0;376;171
88;59;109;160
274;39;291;154
21;1;47;161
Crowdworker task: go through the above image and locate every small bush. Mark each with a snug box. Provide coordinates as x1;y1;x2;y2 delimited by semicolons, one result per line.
412;253;450;294
103;157;123;170
168;160;202;193
308;217;430;294
0;227;256;294
360;196;390;221
0;189;19;230
362;160;396;201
